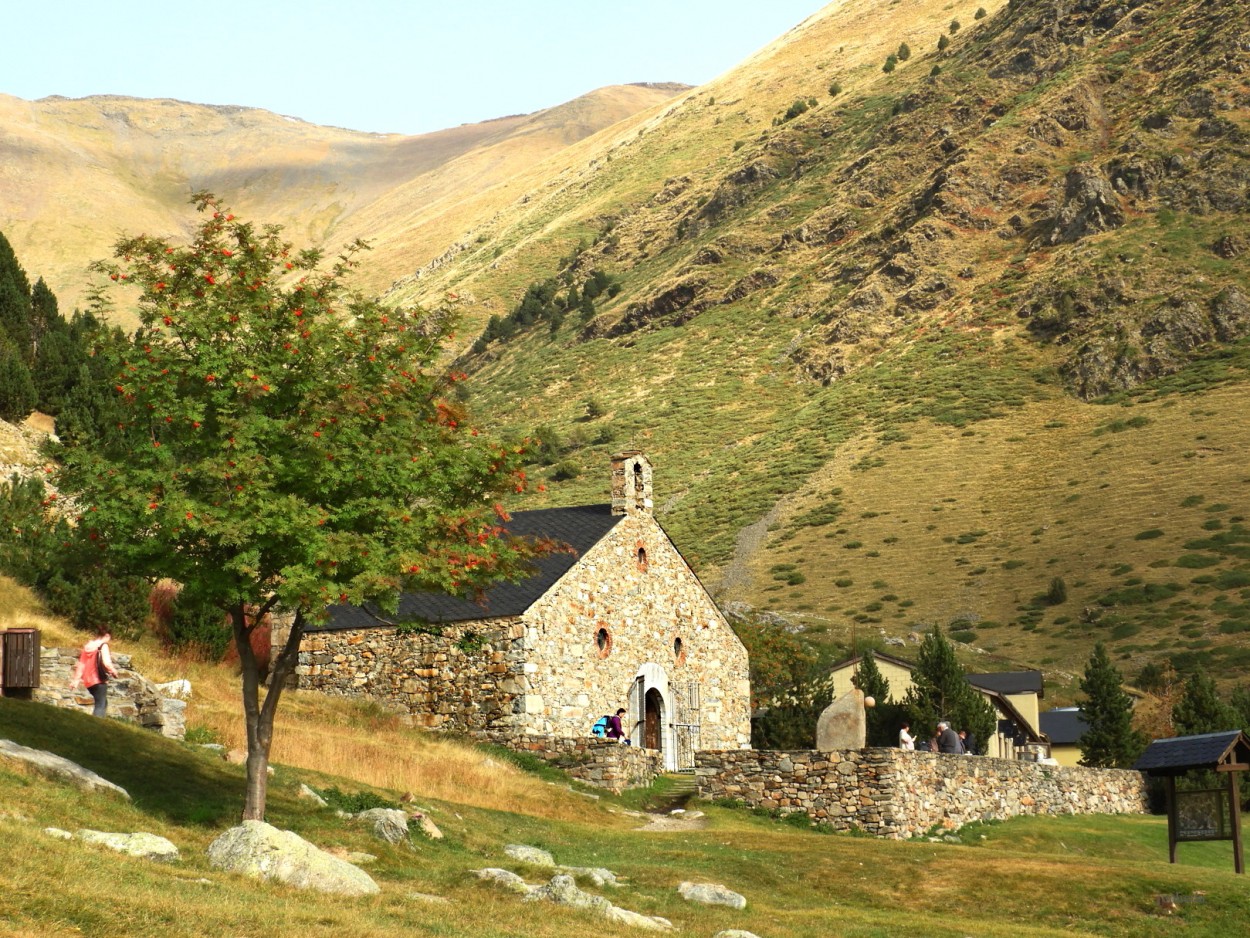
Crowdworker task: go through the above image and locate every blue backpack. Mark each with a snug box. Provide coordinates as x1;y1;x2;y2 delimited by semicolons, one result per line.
591;715;611;738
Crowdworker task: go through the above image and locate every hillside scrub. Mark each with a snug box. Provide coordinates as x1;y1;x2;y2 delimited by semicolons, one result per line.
53;194;546;820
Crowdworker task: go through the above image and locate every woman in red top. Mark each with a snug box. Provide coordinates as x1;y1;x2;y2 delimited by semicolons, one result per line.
69;627;118;717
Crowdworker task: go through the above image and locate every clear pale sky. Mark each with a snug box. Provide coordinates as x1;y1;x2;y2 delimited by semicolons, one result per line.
3;1;824;134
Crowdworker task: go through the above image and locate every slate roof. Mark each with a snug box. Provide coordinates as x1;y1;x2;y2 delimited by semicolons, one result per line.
967;671;1045;697
310;504;623;632
1134;730;1250;775
1040;708;1088;745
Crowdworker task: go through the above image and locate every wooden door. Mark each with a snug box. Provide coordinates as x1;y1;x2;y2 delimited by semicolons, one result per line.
644;688;663;751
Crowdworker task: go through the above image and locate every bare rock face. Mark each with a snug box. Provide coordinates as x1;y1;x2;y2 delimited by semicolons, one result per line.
1211;286;1250;340
504;843;556;867
1048;165;1125;243
207;820;379;896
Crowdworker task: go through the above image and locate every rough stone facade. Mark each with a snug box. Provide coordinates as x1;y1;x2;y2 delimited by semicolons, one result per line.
695;748;1149;839
509;736;665;793
34;649;187;739
290;453;752;772
296;618;526;733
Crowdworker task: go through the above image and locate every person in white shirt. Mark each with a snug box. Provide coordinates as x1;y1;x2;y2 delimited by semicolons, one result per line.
898;720;916;750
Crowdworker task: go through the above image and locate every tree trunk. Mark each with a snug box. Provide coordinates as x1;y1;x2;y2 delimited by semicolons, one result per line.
234;601;305;821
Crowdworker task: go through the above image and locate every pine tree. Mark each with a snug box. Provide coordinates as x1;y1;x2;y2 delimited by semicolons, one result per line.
0;278;32;365
1078;642;1145;768
854;649;902;746
0;340;36;421
30;277;59;352
903;626;995;749
897;42;911;62
1173;671;1240;736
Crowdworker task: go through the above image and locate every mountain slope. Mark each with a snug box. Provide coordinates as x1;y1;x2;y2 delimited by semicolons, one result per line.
386;0;1250;690
0;83;685;308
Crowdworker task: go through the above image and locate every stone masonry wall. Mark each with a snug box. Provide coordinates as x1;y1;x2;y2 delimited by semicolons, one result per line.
509;735;664;793
295;618;529;733
696;748;1149;839
34;649;186;738
519;512;752;749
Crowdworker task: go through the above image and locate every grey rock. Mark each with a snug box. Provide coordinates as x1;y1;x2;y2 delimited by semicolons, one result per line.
298;783;328;807
715;932;765;938
0;739;129;799
816;689;866;751
408;892;452;904
155;679;192;699
563;865;619;887
472;867;534;894
44;827;73;840
527;875;673;931
354;807;410;845
678;881;748;909
340;852;377;865
412;813;443;840
77;830;180;863
504;843;556;867
207;820;378;896
1048;165;1124;244
1211;286;1250;341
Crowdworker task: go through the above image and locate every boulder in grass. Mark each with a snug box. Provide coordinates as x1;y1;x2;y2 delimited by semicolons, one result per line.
207;820;378;896
526;874;673;931
504;843;555;867
714;932;764;938
472;867;534;894
678;881;747;909
0;739;129;799
354;807;411;845
77;830;180;863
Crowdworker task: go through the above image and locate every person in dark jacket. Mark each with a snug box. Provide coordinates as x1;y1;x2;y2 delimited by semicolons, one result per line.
937;721;962;754
959;729;978;755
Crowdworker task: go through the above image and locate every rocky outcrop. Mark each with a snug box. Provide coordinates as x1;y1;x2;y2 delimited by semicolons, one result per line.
0;739;129;799
354;808;410;845
678;881;748;909
35;649;186;739
207;820;379;896
77;829;180;862
1047;165;1125;244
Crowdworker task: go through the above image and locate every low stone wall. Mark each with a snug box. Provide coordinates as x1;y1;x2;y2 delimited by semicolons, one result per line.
508;735;664;794
295;619;528;734
34;649;186;739
695;748;1149;839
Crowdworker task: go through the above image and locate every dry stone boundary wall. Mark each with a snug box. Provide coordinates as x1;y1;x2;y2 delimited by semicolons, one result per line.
508;735;664;793
696;747;1149;838
35;649;186;738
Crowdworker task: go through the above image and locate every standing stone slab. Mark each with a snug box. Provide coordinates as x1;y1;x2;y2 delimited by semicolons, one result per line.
816;689;866;751
207;820;378;896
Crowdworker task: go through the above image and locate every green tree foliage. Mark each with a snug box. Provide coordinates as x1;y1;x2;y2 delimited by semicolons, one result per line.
975;6;988;19
1078;642;1145;768
882;54;898;74
938;33;951;51
1045;576;1068;605
55;193;545;820
896;42;911;62
0;475;150;637
853;650;903;746
828;80;843;97
733;614;838;749
475;268;621;351
950;19;962;33
0;341;36;421
903;626;995;750
1173;671;1241;736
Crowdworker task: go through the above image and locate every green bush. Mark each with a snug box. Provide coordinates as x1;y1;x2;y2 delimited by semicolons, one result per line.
1135;528;1165;541
883;55;898;73
828;81;843;97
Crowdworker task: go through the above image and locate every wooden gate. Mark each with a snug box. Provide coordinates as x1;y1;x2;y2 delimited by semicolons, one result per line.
1;628;41;695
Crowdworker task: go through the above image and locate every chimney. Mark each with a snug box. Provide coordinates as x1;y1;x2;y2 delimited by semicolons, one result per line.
610;451;653;516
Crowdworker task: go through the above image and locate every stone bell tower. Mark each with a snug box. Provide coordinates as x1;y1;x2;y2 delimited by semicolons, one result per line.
610;451;653;516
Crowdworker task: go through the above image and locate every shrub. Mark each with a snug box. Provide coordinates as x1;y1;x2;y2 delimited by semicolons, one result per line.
897;42;911;61
975;6;987;19
1135;528;1165;541
930;65;942;77
828;81;842;97
949;19;961;33
1045;577;1068;605
883;55;898;73
938;33;950;51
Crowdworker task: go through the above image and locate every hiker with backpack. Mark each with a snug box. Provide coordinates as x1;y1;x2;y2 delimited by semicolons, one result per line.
69;627;118;717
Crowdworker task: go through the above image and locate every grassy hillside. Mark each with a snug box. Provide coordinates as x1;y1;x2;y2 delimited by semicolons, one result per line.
371;0;1250;689
0;83;684;310
4;668;1250;938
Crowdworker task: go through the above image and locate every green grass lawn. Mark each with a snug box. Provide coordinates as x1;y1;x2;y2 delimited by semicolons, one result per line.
3;696;1250;938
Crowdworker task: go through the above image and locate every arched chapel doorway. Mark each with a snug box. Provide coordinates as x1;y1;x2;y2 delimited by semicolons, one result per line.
644;688;664;751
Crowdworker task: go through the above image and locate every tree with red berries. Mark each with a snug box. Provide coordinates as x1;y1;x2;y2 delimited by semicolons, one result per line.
56;193;541;819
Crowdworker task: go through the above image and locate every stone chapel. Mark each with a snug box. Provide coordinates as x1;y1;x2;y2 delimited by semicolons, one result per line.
290;451;752;770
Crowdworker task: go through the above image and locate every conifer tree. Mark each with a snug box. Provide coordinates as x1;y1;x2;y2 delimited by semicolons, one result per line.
903;626;995;749
1173;671;1240;737
854;649;901;746
1078;642;1145;767
0;340;36;421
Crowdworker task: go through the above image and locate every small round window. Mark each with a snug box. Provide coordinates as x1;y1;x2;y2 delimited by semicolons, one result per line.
673;636;686;665
595;627;612;658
